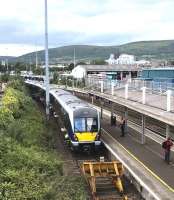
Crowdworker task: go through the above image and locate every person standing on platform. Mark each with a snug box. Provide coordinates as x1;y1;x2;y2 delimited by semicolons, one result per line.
162;137;173;164
120;117;126;137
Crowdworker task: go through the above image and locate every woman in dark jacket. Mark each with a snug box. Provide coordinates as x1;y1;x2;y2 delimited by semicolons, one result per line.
163;137;173;164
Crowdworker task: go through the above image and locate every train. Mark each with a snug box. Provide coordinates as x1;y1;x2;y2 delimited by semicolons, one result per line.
50;88;101;152
24;76;102;152
23;75;45;82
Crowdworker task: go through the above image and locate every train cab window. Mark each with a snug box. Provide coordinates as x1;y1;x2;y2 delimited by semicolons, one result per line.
74;117;98;132
86;118;98;132
74;118;86;132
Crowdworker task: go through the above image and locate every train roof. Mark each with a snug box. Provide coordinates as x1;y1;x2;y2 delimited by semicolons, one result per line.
25;78;97;114
50;88;92;113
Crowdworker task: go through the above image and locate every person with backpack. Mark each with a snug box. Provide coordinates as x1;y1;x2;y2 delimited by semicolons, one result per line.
162;137;173;164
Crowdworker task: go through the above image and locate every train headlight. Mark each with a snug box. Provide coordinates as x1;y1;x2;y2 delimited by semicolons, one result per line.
95;134;100;141
74;134;78;141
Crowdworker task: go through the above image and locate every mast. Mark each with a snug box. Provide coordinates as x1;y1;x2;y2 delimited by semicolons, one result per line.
44;0;50;119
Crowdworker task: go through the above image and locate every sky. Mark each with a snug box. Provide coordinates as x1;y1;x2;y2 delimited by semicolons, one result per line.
0;0;174;56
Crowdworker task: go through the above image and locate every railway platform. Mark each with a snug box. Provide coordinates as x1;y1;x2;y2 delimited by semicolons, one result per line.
101;115;174;200
25;80;174;199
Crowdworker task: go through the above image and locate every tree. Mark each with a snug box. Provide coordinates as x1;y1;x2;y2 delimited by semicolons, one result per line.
33;67;43;75
14;62;26;72
0;65;6;73
68;63;74;71
0;74;10;82
76;62;86;66
90;59;107;65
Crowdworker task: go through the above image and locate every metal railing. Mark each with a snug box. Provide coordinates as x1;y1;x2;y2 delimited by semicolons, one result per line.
85;78;174;112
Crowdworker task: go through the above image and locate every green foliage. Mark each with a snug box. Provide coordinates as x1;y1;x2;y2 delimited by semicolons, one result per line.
0;74;10;82
52;72;58;84
51;176;88;200
90;59;107;65
0;107;14;129
14;62;26;72
0;79;87;200
2;87;31;118
7;78;26;92
68;63;74;70
33;67;44;75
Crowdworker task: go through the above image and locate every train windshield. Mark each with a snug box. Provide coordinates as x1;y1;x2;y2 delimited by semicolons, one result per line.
74;118;86;132
74;118;98;132
86;118;98;132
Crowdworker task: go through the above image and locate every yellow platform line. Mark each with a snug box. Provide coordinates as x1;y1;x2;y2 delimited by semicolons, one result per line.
102;128;174;193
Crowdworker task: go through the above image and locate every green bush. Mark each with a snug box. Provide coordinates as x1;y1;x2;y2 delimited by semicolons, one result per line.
0;74;10;82
0;79;87;200
52;176;88;200
7;78;26;92
0;107;14;129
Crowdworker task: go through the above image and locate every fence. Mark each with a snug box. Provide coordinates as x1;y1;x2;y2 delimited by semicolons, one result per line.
85;77;174;112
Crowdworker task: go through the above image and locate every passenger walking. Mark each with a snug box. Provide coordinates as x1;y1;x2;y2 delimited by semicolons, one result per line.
162;137;173;164
120;117;126;137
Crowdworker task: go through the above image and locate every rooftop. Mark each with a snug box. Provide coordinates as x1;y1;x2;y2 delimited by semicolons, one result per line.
77;64;142;72
143;67;174;71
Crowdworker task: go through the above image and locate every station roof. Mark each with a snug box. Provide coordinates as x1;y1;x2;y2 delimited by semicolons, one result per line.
143;67;174;71
77;65;142;72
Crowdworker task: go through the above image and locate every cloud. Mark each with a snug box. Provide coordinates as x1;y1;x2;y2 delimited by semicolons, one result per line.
0;0;174;56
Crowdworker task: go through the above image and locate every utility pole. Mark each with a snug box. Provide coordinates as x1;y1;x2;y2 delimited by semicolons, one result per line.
29;57;32;72
6;48;8;72
45;0;50;119
35;44;38;69
6;58;8;72
74;47;76;68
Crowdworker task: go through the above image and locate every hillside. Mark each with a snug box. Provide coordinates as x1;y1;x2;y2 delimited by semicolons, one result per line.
0;56;16;62
14;40;174;63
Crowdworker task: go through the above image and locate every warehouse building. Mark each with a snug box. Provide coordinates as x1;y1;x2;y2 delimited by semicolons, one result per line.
71;64;142;80
141;67;174;83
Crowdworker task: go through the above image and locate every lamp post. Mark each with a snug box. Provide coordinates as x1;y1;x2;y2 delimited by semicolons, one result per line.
6;48;9;72
44;0;50;119
35;43;38;69
74;47;76;68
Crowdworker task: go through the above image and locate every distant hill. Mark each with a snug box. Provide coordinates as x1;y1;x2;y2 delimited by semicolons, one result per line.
119;40;174;59
0;56;16;62
9;40;174;63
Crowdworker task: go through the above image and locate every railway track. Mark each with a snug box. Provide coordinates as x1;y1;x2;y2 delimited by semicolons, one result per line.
31;89;141;200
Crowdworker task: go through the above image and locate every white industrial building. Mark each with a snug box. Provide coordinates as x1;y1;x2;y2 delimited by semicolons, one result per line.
71;65;86;79
118;54;135;64
105;54;150;65
71;64;141;79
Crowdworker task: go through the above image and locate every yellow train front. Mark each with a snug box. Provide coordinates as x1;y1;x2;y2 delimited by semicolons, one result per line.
72;107;101;152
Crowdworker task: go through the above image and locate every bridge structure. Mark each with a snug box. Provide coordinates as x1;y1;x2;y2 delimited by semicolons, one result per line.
25;79;174;200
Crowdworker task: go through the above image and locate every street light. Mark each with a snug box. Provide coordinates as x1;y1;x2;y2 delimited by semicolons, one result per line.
6;48;8;72
44;0;50;119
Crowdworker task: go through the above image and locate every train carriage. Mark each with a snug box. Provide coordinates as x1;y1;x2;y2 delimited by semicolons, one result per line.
50;88;101;152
